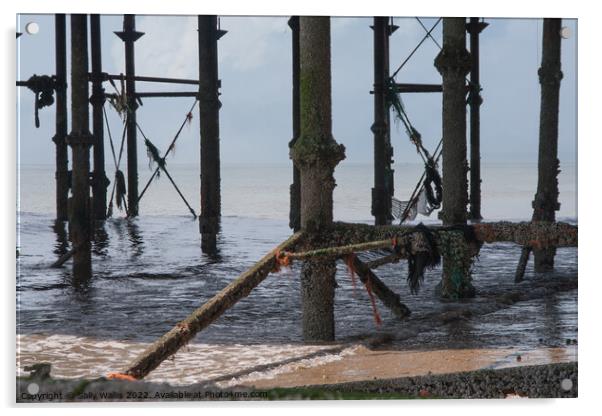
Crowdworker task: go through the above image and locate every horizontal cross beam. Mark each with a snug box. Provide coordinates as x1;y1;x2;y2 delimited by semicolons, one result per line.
99;73;207;86
394;83;442;93
106;92;199;99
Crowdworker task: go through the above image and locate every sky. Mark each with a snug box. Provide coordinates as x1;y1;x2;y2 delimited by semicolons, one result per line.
16;15;577;167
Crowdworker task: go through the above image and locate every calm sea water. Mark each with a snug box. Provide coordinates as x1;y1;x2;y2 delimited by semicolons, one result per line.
16;162;578;384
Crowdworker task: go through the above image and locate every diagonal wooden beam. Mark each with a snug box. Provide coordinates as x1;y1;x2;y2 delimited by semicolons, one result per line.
352;256;411;319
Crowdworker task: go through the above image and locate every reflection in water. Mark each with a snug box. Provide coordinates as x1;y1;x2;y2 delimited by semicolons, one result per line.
92;221;109;257
125;218;144;257
51;220;69;257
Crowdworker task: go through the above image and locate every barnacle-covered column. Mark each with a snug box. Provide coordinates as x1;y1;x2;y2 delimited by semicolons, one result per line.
532;18;563;272
291;17;345;341
435;18;474;298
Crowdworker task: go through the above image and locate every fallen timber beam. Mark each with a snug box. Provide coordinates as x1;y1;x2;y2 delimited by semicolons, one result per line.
283;222;577;261
121;232;303;380
352;256;411;319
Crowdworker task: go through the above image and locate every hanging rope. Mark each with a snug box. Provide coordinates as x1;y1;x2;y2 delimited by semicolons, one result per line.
398;139;443;224
400;223;441;294
423;158;443;210
25;75;56;128
103;104;128;217
386;78;429;158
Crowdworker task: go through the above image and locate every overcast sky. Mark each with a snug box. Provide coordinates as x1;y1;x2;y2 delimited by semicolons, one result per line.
16;15;577;167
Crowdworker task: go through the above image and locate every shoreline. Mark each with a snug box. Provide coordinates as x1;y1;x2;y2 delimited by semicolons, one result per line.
16;361;577;401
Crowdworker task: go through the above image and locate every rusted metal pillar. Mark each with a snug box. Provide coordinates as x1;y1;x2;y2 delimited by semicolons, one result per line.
435;17;474;298
467;18;487;221
384;19;397;223
115;15;144;217
67;14;93;279
291;17;345;341
532;18;563;272
90;14;107;220
198;15;225;253
371;17;393;225
288;16;301;232
53;14;69;221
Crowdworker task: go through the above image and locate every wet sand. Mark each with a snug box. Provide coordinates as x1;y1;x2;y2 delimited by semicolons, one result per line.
240;345;577;389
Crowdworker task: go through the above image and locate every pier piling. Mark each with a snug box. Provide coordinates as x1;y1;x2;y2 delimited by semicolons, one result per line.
198;15;224;253
371;17;394;226
288;16;301;232
90;14;107;220
532;18;563;272
467;17;487;221
53;14;69;222
435;17;474;298
291;17;345;341
115;15;144;217
67;14;93;279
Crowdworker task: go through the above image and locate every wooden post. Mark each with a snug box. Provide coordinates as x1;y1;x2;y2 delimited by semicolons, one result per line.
467;18;487;221
53;14;69;221
115;15;144;217
291;17;345;341
198;15;224;253
532;18;563;272
90;14;107;220
371;17;393;225
288;16;301;232
435;18;474;298
67;14;93;279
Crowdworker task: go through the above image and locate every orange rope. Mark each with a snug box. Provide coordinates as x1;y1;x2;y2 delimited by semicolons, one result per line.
345;253;357;296
364;279;382;327
107;372;138;382
273;249;291;272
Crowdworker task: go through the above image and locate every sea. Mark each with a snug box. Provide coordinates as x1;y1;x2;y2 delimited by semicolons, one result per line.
16;162;578;386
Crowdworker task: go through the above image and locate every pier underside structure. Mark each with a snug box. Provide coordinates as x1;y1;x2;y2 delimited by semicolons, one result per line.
16;15;575;383
119;220;577;380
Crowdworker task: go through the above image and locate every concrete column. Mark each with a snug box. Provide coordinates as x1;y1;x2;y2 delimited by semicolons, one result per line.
291;17;345;341
435;18;474;298
532;18;563;272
